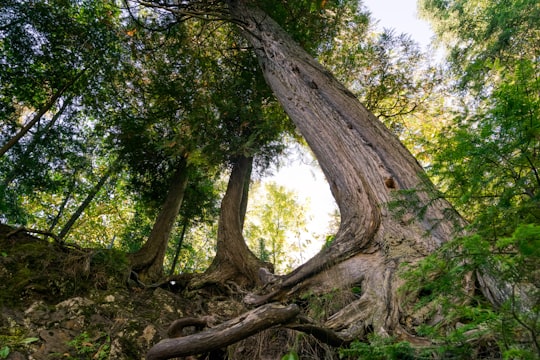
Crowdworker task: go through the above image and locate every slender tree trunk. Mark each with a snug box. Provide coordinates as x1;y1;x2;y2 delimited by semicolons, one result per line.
239;157;252;231
48;170;77;233
168;218;189;276
3;95;75;188
57;162;118;240
130;157;189;282
192;155;269;288
0;71;84;158
228;0;481;339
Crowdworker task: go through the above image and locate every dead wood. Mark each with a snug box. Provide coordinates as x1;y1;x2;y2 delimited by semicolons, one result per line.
146;303;300;360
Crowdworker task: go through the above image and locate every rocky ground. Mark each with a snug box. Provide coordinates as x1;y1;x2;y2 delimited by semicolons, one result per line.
0;224;336;360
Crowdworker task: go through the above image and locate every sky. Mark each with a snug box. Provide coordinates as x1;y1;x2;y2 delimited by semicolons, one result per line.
362;0;434;50
262;0;437;257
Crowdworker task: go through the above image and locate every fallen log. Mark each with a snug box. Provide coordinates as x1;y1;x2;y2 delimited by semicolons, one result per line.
146;303;300;360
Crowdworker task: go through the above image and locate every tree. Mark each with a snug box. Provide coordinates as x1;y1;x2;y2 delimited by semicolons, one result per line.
130;157;190;282
146;1;499;357
419;0;540;234
191;155;271;288
114;10;291;283
0;0;124;229
57;159;120;239
166;169;221;275
245;182;308;273
2;0;528;357
227;0;467;312
410;0;540;355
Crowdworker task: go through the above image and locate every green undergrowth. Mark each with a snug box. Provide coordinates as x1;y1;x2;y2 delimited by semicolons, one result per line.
340;335;420;360
398;224;540;359
0;319;39;359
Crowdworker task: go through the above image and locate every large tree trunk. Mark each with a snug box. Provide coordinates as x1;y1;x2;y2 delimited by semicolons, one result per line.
227;0;476;338
130;157;189;283
191;155;269;288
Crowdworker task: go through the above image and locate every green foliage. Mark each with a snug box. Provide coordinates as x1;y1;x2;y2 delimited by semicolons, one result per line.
401;224;540;357
66;331;110;360
419;0;539;91
0;0;126;235
0;337;39;359
259;0;359;55
318;3;442;151
340;335;417;360
323;234;335;249
422;0;540;238
0;315;39;358
430;59;540;237
408;3;540;356
245;182;309;273
281;350;300;360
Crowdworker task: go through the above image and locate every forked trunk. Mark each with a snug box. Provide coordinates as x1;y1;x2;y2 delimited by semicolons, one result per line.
228;0;470;337
192;155;270;288
130;157;189;283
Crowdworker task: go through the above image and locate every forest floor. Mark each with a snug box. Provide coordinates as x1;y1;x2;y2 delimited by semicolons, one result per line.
0;224;337;359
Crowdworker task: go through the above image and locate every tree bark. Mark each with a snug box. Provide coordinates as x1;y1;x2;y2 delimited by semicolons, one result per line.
228;0;471;337
191;155;269;288
130;157;189;282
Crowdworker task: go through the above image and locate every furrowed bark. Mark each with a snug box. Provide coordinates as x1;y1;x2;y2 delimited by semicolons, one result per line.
230;0;456;284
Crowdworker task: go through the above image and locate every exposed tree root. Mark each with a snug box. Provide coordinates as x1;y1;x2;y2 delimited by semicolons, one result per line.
146;303;300;360
285;315;350;347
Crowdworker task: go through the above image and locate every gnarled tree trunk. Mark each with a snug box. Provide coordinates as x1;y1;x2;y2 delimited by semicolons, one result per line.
228;0;469;338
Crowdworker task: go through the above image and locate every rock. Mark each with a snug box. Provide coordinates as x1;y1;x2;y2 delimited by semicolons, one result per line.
35;328;75;358
55;297;94;313
138;324;158;347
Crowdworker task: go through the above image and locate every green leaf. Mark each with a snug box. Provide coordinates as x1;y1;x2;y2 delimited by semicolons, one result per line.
281;351;299;360
20;337;39;345
0;346;10;359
